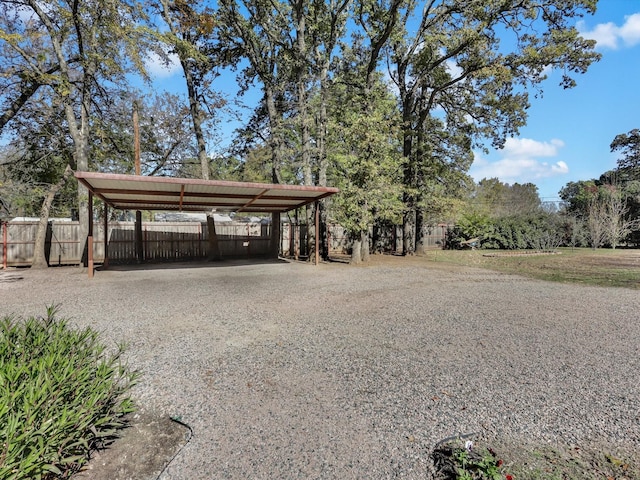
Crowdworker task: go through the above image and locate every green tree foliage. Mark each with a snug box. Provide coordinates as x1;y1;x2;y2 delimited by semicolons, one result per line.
0;0;151;266
152;0;226;180
383;0;600;253
1;96;74;217
560;177;640;248
447;211;565;250
216;0;298;183
93;92;200;178
448;179;568;250
611;128;640;174
1;0;603;262
328;71;403;263
474;178;542;217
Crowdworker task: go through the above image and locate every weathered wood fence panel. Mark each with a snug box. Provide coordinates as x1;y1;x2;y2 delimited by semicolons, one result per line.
1;220;448;268
1;221;274;268
47;221;86;266
4;222;38;266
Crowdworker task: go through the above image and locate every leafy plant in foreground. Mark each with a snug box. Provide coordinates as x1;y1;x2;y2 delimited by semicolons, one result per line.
0;307;139;479
433;439;512;480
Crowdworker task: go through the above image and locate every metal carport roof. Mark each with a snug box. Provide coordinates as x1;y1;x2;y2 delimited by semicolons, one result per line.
74;171;339;213
75;172;339;277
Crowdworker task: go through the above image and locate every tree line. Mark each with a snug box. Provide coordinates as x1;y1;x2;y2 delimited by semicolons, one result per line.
448;131;640;250
0;0;613;264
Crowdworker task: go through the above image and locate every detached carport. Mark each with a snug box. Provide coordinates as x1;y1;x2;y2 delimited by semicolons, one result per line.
74;172;338;277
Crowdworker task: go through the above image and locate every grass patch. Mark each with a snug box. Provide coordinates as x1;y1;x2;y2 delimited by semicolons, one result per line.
432;437;640;480
0;307;139;479
427;248;640;289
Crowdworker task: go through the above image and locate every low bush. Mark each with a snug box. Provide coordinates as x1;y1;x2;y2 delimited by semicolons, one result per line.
447;212;569;250
0;307;139;479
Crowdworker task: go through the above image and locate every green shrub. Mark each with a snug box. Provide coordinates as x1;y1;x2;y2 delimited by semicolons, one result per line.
448;212;568;250
0;307;139;479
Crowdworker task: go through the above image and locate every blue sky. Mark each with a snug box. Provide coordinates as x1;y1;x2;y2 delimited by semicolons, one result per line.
469;1;640;201
148;2;640;201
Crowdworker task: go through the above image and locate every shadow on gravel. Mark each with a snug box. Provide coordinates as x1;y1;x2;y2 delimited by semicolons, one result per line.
99;257;290;272
74;412;191;480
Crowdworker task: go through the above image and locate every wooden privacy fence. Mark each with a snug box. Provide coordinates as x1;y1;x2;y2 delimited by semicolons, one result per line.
1;220;273;268
1;220;449;268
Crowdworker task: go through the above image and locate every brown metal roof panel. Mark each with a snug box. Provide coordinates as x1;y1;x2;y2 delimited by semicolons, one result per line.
74;171;339;213
186;184;265;196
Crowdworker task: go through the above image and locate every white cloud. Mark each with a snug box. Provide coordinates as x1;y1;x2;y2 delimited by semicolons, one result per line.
619;12;640;46
578;12;640;49
145;51;181;78
502;137;564;159
470;138;569;183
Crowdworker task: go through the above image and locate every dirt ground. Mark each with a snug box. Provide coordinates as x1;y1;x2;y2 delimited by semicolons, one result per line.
74;413;190;480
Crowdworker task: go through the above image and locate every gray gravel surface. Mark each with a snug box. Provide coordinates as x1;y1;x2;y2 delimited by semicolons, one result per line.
2;258;639;479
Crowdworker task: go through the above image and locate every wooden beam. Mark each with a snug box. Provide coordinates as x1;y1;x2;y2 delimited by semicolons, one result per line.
238;188;269;212
93;187;314;202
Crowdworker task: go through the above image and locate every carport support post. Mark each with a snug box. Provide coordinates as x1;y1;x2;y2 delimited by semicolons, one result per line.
207;214;221;261
88;191;94;278
271;211;280;259
103;202;109;269
135;211;143;263
294;209;299;260
315;201;319;265
2;221;7;270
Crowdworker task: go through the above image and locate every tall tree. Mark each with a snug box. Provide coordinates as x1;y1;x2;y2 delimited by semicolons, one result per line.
1;0;149;266
600;183;635;249
474;178;542;218
384;0;600;254
93;91;197;177
217;0;296;184
328;52;403;263
154;0;225;180
611;129;640;175
2;93;76;267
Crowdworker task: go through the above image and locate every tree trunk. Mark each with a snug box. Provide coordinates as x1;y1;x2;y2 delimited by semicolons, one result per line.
415;209;426;255
317;62;330;260
184;66;210;181
265;87;284;183
207;215;221;261
361;229;370;263
350;237;362;265
270;212;281;258
64;98;91;268
319;201;329;261
403;209;415;255
31;166;73;269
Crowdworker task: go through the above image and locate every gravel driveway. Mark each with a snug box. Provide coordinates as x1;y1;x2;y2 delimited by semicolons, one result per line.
2;257;639;479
